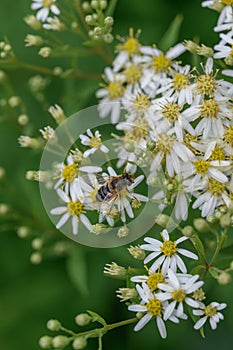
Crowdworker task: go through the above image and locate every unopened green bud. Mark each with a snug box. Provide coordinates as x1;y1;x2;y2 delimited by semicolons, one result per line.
39;335;53;349
103;33;114;43
220;214;232;228
32;238;43;250
30;252;42;264
17;114;29;126
117;226;129;238
0;203;9;215
155;214;170;227
75;313;91;326
128;245;145;260
8;96;21;107
100;0;107;10
91;0;99;9
24;15;42;30
72;337;87;350
17;226;30;238
193;218;210;233
217;272;232;285
206;215;217;224
38;47;52;58
82;1;91;12
47;319;61;331
182;225;195;237
85;15;95;25
104;16;114;26
52;335;70;349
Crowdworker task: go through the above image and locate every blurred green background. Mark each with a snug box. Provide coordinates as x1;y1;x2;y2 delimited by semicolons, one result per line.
1;1;233;350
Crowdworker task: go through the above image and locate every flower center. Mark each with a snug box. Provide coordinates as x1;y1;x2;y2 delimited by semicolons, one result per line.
88;136;101;148
225;48;233;65
123;37;140;55
192;288;206;301
196;75;216;95
173;73;189;90
67;201;85;216
172;289;186;302
160;240;177;256
209;146;224;161
193;159;209;175
200;99;219;118
133;119;149;138
133;94;151;115
156;134;174;153
221;0;233;5
207;178;226;196
152;53;171;73
62;164;78;182
146;298;162;316
204;304;217;317
147;273;164;291
108;81;125;99
124;64;142;84
162;102;181;123
224;125;233;146
183;133;200;155
42;0;54;8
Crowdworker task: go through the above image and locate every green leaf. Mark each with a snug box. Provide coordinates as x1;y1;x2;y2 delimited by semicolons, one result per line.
190;265;205;275
158;14;184;51
190;234;206;261
105;0;118;17
66;248;89;296
87;310;107;326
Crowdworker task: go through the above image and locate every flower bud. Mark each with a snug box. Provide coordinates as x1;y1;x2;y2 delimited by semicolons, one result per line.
39;335;53;349
52;335;70;349
82;2;91;12
72;337;87;350
17;226;30;238
0;203;9;215
100;0;107;9
155;214;170;227
206;215;217;224
32;238;43;250
103;34;114;43
128;245;145;260
47;319;61;331
104;16;114;26
8;96;21;107
0;166;5;180
38;47;52;58
24;15;42;30
85;15;95;25
116;288;138;302
30;252;42;264
17;114;29;126
196;44;214;57
182;225;195;237
104;262;127;277
183;40;199;54
117;226;129;238
220;214;232;228
217;272;232;285
193;218;210;233
25;34;44;47
75;313;91;326
48;104;66;124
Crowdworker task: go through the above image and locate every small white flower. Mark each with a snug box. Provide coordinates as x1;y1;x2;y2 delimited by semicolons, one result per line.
96;67;125;123
141;229;198;274
193;302;227;330
39;125;56;140
156;269;204;320
50;188;92;235
31;0;60;22
128;283;167;338
80;129;109;158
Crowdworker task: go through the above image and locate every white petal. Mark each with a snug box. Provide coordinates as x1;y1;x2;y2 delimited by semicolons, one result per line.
50;206;67;215
56;212;70;229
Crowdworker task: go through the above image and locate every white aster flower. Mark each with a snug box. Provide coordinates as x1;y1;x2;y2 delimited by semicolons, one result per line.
128;283;168;338
96;67;125;123
141;229;198;274
50;188;92;235
31;0;60;22
193;301;227;330
155;64;194;105
214;31;233;61
156;269;204;320
149;131;194;178
79;129;109;158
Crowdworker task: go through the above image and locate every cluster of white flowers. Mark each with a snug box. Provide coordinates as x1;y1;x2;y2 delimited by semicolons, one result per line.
50;130;147;235
202;0;233;77
31;0;61;29
96;26;233;222
114;229;227;338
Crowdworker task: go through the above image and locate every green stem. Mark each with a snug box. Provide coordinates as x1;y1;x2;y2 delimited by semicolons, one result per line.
106;0;119;16
209;229;227;267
